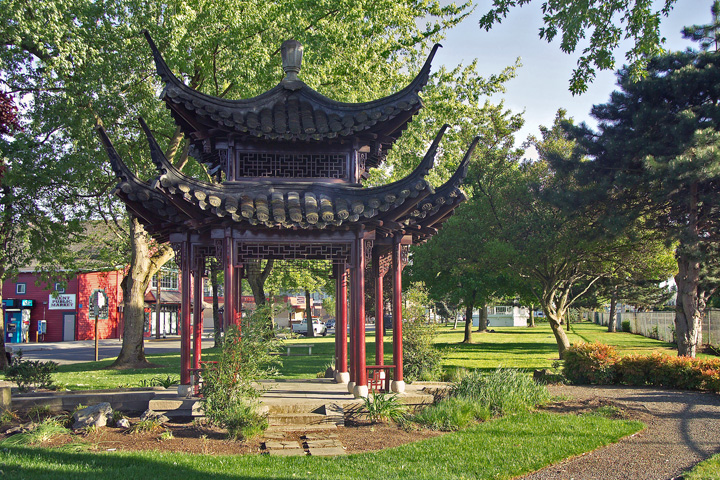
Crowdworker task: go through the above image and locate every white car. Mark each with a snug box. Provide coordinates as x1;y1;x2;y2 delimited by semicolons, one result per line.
291;319;327;336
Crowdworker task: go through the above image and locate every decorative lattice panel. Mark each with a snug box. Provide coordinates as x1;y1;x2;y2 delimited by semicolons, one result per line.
237;243;351;262
236;151;347;178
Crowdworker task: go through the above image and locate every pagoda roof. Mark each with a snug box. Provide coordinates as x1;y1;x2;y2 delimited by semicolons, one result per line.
98;120;475;244
144;32;439;167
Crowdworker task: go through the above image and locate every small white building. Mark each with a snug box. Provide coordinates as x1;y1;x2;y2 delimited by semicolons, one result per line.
472;306;529;328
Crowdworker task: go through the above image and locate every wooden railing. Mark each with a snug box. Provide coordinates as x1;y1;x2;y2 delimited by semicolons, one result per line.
366;365;395;393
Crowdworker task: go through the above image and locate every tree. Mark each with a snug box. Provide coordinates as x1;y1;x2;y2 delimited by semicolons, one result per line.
560;40;720;356
479;0;678;93
0;92;85;368
1;0;475;367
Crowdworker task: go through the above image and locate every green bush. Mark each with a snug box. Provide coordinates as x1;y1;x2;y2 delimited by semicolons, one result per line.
403;318;442;382
451;368;551;415
361;392;407;424
201;305;281;440
563;342;619;385
412;396;490;431
621;321;631;332
5;356;58;392
563;342;720;392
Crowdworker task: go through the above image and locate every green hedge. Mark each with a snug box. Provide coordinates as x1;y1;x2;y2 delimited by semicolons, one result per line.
563;342;720;392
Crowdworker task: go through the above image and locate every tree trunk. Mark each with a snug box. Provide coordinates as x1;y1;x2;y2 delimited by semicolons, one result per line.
246;259;273;305
477;303;488;332
210;259;222;348
462;304;473;343
453;314;459;330
546;311;571;359
528;305;535;327
608;286;618;333
305;288;315;338
109;217;172;369
674;252;704;357
0;277;8;369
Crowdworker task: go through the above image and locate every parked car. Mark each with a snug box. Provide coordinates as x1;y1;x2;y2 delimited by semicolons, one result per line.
325;318;336;330
291;319;327;336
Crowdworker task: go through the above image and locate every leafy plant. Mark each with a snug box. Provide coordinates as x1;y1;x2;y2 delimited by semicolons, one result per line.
159;429;174;441
621;321;631;333
27;405;52;423
412;396;490;431
451;368;551;415
563;342;619;385
5;358;58;392
130;418;164;434
402;296;443;382
201;305;280;440
138;375;179;388
1;417;68;446
361;392;407;424
0;409;19;426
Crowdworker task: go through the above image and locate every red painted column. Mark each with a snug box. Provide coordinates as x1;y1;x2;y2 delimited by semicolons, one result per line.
192;260;203;372
337;263;348;377
392;237;403;385
180;241;192;386
223;236;234;331
353;234;368;395
373;249;385;366
236;265;243;332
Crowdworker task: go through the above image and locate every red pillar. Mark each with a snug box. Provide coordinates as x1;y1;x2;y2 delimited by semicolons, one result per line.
392;237;403;385
373;249;385;366
236;265;243;331
337;263;348;377
352;234;368;395
180;241;192;385
223;236;235;331
192;261;203;372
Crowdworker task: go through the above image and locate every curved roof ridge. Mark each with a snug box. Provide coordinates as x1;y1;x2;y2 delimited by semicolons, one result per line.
96;125;144;185
143;30;439;112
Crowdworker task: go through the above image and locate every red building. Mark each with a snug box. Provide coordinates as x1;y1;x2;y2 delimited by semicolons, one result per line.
2;269;124;343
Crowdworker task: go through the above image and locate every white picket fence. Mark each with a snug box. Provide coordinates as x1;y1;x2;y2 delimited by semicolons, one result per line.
597;310;720;346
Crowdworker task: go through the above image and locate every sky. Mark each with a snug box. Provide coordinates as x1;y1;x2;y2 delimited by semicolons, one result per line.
436;0;713;151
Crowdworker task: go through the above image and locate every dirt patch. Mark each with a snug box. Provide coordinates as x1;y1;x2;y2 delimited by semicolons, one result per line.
2;416;444;456
539;397;654;423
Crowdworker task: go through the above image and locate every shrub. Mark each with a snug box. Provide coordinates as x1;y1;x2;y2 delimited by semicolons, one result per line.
616;353;720;391
201;305;280;440
412;397;490;431
621;321;631;333
5;358;58;392
451;368;551;415
563;342;619;384
361;392;407;424
1;417;68;446
138;375;179;388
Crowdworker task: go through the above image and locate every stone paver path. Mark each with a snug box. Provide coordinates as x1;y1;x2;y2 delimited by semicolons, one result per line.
263;431;347;457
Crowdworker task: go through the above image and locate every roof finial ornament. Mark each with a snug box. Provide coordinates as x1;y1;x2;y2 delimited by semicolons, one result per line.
281;39;303;82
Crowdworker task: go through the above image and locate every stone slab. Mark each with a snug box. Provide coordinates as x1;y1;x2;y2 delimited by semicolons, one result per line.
267;448;307;456
308;446;347;456
305;439;341;448
265;440;302;450
304;432;338;440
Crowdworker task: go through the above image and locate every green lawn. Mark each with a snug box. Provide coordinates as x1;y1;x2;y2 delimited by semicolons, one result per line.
684;453;720;480
44;321;694;390
0;412;642;480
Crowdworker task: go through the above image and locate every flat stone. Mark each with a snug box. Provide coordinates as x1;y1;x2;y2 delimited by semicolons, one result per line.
140;409;169;423
73;402;112;430
304;432;338;439
263;433;286;440
267;448;308;456
308;446;347;456
265;440;302;450
305;439;341;448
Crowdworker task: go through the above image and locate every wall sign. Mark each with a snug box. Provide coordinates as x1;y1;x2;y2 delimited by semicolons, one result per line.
48;294;76;310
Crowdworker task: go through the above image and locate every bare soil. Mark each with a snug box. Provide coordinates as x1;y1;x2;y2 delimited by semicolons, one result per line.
2;416;443;456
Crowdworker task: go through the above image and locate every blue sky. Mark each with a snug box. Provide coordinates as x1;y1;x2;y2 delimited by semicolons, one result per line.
437;0;712;151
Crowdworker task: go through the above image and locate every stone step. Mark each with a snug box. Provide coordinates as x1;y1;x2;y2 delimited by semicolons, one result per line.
148;392;204;418
268;403;344;428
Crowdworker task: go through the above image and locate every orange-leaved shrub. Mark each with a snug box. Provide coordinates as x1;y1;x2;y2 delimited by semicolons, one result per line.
563;343;720;392
563;342;619;384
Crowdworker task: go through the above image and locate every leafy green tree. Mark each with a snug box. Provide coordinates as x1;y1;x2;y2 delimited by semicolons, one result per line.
0;0;476;366
479;0;678;93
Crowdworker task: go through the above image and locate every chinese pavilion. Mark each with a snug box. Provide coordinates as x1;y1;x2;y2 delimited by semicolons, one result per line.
98;32;475;398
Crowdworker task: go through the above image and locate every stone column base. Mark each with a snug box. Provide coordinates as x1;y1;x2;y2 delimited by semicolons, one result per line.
177;384;193;397
335;371;350;384
391;380;405;394
353;384;369;398
347;381;356;394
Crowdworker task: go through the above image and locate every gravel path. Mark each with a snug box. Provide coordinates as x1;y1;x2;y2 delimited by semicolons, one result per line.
520;385;720;480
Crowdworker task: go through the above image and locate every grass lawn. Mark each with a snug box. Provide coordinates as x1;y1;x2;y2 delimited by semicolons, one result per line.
0;412;643;480
684;453;720;480
44;321;695;390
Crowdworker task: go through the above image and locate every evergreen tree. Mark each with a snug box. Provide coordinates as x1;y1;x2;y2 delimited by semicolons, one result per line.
560;6;720;356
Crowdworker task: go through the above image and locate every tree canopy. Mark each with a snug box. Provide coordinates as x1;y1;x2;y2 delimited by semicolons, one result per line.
479;0;678;93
